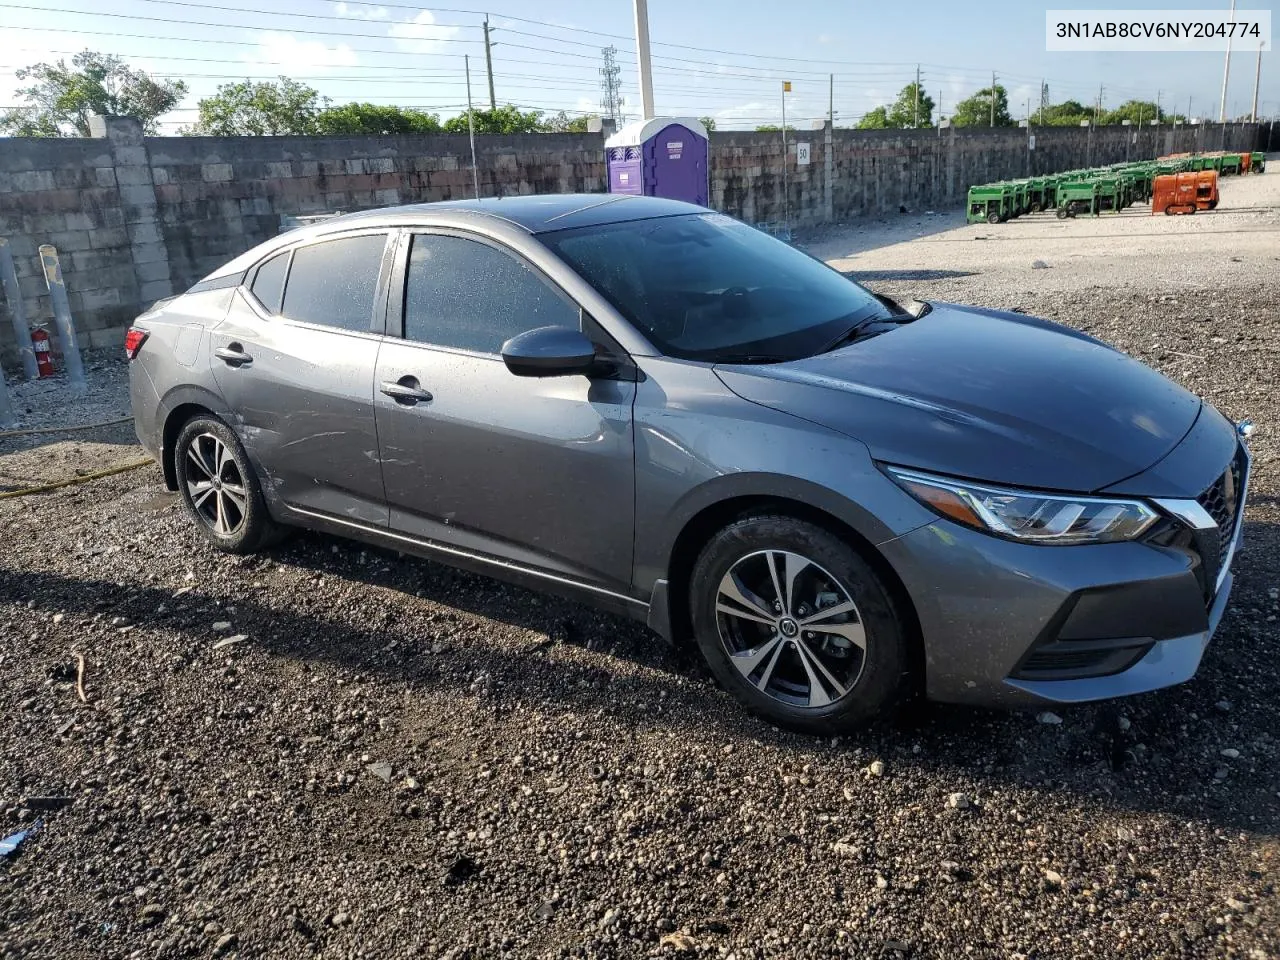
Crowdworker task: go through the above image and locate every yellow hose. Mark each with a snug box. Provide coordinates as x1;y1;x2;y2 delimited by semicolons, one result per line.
0;415;134;439
0;457;155;500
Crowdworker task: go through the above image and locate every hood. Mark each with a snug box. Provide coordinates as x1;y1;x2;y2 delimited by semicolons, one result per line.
714;303;1201;492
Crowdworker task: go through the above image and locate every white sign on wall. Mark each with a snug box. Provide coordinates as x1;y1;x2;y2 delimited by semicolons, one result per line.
796;142;811;165
1029;134;1036;151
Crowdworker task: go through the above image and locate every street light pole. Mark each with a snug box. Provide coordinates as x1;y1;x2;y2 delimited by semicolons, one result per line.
1219;0;1236;122
633;0;655;120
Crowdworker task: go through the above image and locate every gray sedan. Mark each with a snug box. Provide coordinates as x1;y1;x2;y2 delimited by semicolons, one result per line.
127;195;1250;733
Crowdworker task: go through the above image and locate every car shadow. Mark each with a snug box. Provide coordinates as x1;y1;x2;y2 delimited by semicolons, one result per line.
4;516;1277;838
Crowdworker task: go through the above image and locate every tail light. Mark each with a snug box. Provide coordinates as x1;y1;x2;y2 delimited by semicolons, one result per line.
124;327;149;360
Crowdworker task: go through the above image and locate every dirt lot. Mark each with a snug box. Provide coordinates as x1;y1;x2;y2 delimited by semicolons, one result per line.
1;167;1278;960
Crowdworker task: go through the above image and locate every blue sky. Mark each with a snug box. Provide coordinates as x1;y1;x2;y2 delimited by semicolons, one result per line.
2;0;1276;131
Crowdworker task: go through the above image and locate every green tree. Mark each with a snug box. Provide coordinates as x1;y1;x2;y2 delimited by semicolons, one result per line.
754;123;796;132
0;50;186;137
857;106;890;129
187;78;324;136
886;82;935;128
315;102;441;135
1041;99;1092;126
540;110;597;133
443;104;544;134
1101;100;1164;125
698;116;717;132
951;84;1015;127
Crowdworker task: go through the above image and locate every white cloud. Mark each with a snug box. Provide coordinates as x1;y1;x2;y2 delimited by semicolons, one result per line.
334;2;388;18
242;32;360;73
388;10;461;54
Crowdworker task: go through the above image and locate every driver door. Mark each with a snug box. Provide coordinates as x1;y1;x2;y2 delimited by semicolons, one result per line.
372;230;637;592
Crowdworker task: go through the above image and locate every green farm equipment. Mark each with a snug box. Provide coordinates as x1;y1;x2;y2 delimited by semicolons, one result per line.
1056;180;1100;218
1252;152;1266;173
966;184;1014;224
1220;153;1242;176
1026;177;1053;212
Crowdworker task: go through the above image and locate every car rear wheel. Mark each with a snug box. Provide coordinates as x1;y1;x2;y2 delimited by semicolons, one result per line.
175;416;282;554
689;515;909;734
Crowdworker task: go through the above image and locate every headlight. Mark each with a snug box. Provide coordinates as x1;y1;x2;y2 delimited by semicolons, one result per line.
885;466;1158;545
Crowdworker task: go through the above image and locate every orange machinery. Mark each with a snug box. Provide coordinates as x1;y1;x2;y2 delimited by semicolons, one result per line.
1194;170;1219;210
1151;172;1198;215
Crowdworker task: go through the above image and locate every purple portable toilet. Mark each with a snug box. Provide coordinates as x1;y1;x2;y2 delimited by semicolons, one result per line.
605;117;709;206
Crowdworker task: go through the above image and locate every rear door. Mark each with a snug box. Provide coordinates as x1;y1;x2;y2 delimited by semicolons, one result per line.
373;230;636;591
210;229;394;526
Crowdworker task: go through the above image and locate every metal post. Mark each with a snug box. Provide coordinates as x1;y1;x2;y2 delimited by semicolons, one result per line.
781;81;789;234
38;245;86;392
0;363;15;429
633;0;655;121
990;71;996;127
0;238;38;380
464;56;480;200
914;65;920;128
1251;42;1262;122
483;17;497;110
1220;0;1236;122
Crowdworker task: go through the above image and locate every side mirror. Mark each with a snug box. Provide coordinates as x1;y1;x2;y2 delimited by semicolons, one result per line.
501;326;597;378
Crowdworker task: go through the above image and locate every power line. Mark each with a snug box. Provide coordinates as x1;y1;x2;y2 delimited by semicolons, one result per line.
0;5;485;43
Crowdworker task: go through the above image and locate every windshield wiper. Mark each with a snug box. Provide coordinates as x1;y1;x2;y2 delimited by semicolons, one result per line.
818;316;882;354
712;353;792;365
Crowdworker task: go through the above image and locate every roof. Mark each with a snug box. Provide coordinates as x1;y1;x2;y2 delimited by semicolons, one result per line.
335;193;707;233
198;194;705;285
605;117;709;148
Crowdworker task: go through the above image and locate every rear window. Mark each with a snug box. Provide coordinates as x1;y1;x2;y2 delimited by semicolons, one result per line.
250;250;290;315
281;234;388;333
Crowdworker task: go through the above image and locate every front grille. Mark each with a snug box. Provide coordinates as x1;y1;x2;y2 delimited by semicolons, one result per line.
1190;444;1248;602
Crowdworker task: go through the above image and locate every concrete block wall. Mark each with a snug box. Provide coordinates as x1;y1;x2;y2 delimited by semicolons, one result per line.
146;131;606;292
0;115;1263;365
0;134;139;353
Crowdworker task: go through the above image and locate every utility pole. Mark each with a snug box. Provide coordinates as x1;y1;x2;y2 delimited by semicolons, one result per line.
990;71;996;126
482;16;496;110
1220;0;1236;121
633;0;655;120
1096;83;1104;123
1039;79;1045;126
828;73;834;128
1251;41;1263;121
914;64;920;127
1188;94;1193;122
464;55;479;199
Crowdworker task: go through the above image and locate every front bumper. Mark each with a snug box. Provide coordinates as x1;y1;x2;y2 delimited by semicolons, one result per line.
879;447;1247;708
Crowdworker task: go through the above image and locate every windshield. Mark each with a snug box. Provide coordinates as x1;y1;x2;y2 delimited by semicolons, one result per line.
541;212;890;362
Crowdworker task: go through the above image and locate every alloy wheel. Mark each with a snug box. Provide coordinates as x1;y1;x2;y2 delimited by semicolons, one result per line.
184;432;248;536
715;549;867;708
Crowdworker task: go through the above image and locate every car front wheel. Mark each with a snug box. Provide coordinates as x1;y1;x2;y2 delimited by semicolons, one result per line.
174;415;282;553
689;515;910;734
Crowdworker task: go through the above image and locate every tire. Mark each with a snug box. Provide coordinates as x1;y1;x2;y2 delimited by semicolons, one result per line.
174;415;283;554
986;211;1000;225
1056;206;1069;219
688;515;909;734
1208;199;1218;210
1030;202;1042;213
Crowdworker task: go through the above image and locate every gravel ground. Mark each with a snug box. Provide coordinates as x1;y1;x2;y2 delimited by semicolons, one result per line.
1;168;1278;960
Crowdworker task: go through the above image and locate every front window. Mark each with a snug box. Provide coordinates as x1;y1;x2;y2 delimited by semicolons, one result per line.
541;213;891;362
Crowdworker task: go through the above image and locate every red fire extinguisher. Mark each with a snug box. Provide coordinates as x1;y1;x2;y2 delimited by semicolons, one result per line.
31;326;55;378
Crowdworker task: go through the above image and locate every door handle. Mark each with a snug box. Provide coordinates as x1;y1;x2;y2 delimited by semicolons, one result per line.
380;377;433;405
215;344;252;366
